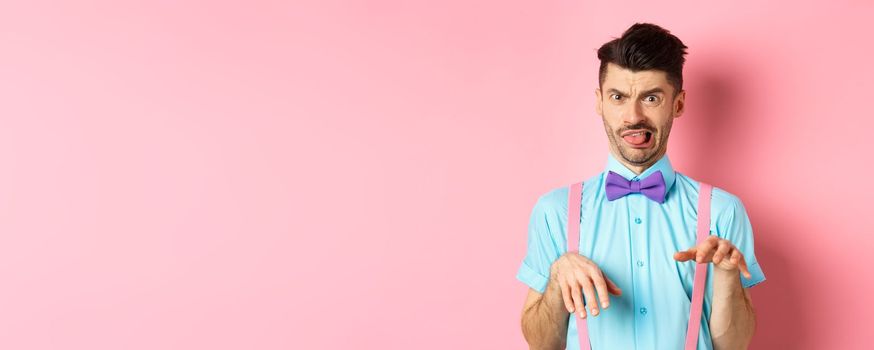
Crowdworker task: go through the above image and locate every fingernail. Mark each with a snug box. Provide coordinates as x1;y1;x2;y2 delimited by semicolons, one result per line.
602;302;609;308
592;308;599;316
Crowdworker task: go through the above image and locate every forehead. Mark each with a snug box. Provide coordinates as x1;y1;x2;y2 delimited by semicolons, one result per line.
602;62;672;94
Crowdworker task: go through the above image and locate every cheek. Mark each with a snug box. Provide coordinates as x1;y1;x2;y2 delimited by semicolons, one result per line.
602;106;624;121
602;116;620;131
650;108;674;126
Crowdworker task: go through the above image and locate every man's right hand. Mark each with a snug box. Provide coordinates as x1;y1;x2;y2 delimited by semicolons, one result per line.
550;252;623;319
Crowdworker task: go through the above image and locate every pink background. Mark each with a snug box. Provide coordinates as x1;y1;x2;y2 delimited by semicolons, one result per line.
1;0;872;349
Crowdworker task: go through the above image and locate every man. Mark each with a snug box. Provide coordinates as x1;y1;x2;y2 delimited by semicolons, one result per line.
516;23;766;350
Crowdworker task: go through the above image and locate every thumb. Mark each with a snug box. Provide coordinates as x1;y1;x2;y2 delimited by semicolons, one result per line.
605;275;623;296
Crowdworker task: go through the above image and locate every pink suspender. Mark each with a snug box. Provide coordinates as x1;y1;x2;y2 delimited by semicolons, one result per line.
566;181;713;350
566;182;588;349
685;182;712;350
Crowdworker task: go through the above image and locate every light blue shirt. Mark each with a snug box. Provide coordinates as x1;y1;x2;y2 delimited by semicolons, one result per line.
516;152;766;350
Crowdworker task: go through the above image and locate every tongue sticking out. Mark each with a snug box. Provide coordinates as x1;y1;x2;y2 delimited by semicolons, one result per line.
623;132;648;146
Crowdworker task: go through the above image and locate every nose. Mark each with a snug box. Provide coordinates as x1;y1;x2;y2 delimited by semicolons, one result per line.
621;100;647;126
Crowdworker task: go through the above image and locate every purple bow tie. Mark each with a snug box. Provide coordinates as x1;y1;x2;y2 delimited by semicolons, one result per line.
605;170;667;203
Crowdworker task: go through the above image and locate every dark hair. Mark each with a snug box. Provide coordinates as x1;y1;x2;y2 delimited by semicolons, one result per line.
597;23;688;96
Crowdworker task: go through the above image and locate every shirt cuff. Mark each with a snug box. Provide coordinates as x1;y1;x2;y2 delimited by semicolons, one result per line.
741;261;766;288
516;261;549;294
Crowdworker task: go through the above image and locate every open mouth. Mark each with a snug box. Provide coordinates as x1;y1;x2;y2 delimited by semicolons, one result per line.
621;129;653;148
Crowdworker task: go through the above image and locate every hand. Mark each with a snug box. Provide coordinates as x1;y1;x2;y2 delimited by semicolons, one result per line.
550;252;623;319
673;236;752;279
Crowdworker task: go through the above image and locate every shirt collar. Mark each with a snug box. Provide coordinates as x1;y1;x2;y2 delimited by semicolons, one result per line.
604;152;677;195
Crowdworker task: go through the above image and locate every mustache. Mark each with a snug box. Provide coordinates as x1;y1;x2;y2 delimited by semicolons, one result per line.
619;124;655;134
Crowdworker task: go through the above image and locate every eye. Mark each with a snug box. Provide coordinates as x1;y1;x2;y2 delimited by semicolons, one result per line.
644;95;659;103
610;94;622;100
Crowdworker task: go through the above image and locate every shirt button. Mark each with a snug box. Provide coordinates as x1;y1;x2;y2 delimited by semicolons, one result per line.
634;217;642;224
637;260;644;267
640;307;648;315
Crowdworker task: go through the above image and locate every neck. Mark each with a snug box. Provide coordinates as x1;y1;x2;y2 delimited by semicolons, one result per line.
610;148;666;176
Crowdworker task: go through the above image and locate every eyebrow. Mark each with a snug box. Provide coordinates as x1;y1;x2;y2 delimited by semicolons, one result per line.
606;87;666;97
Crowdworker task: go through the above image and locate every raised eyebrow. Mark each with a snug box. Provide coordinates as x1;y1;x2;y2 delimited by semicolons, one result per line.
606;88;629;97
641;88;666;96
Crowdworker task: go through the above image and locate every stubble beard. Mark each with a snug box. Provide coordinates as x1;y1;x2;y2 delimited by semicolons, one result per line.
603;117;673;167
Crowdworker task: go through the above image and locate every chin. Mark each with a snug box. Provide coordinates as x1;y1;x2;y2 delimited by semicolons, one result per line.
619;146;658;164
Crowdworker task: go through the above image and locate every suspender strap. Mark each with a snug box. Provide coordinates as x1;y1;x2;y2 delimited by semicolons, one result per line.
567;182;584;255
566;182;588;350
685;182;712;350
567;181;712;350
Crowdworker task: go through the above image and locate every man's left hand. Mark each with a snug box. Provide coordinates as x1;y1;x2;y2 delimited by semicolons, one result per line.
673;236;752;279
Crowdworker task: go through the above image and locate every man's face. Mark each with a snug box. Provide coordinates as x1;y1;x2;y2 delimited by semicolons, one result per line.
595;62;685;170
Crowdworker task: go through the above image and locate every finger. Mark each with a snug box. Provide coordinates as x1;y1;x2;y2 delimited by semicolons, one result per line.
605;275;623;296
730;248;740;265
579;274;600;317
737;251;752;279
713;239;732;264
696;237;719;263
700;248;717;263
591;271;611;309
559;279;574;313
569;277;585;319
673;248;696;261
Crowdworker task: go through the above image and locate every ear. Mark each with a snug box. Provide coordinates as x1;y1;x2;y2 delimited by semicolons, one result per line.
674;89;686;118
595;88;603;116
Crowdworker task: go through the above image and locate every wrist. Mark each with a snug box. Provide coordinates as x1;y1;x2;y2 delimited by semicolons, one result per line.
713;267;743;297
543;277;570;315
713;266;740;280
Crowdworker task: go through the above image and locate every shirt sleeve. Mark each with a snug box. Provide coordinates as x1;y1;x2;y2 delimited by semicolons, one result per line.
714;192;766;288
516;188;566;294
